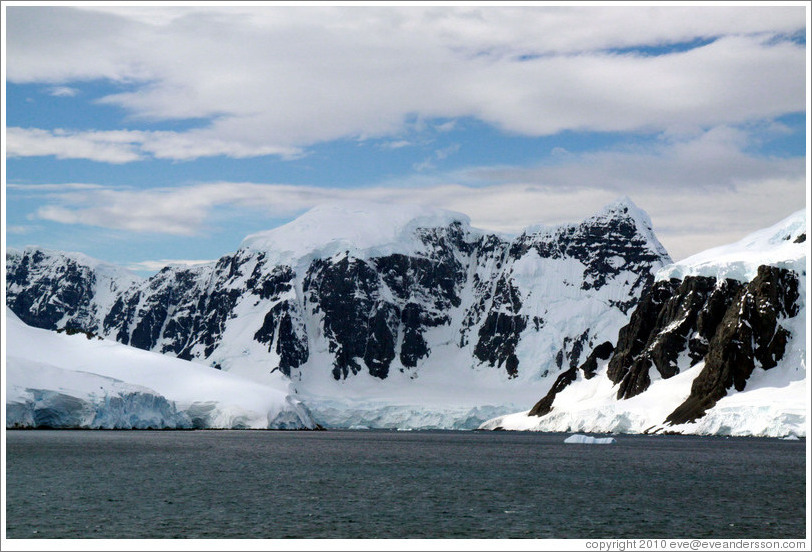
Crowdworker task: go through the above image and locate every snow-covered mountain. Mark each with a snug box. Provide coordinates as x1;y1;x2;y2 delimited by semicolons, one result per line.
5;309;315;429
481;210;807;438
6;198;671;428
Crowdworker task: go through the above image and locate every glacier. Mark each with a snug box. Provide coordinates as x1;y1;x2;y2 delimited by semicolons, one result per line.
5;309;316;429
480;210;808;438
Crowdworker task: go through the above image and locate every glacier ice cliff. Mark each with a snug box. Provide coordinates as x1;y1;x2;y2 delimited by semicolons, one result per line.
5;309;316;430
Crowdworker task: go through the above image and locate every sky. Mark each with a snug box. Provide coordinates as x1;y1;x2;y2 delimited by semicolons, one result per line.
2;2;809;276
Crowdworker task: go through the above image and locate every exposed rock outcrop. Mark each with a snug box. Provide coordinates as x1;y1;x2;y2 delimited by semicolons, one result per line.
528;341;614;417
665;265;800;425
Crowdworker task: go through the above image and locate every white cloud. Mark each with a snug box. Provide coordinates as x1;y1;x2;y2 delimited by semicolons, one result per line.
28;126;806;260
6;225;40;235
414;144;461;171
5;6;805;160
31;177;805;261
6;127;301;162
6;182;106;191
434;144;460;160
464;125;803;194
6;128;145;163
379;140;413;150
47;86;79;97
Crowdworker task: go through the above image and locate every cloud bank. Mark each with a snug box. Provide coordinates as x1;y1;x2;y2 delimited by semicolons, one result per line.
5;6;806;161
17;126;805;260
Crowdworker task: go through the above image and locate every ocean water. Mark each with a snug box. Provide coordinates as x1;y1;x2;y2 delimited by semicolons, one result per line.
4;430;806;539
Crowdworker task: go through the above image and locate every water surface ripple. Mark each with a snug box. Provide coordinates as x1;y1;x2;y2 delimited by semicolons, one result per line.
5;430;806;539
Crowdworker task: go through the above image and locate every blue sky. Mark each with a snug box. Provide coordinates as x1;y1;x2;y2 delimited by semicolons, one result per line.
3;4;808;275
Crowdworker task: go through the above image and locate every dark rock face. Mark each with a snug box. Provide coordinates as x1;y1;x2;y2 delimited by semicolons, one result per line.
300;225;472;380
605;266;799;410
103;256;253;361
304;255;405;380
530;260;803;426
472;275;526;378
6;250;101;331
5;204;669;384
254;300;309;377
509;204;666;312
606;279;679;395
607;276;746;400
665;265;800;425
581;341;616;379
399;302;430;368
529;341;614;417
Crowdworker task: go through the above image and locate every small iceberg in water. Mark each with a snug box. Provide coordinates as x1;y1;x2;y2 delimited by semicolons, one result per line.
564;434;616;445
782;434;800;441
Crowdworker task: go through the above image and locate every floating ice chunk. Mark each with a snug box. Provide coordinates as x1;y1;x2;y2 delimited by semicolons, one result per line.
564;434;616;444
782;434;800;441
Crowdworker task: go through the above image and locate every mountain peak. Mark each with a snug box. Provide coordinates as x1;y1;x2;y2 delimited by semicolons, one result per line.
240;200;471;260
519;196;670;262
593;195;651;226
7;246;141;282
591;196;669;257
598;195;639;215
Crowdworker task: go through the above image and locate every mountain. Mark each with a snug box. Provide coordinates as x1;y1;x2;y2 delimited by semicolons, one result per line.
6;198;671;429
5;308;315;429
480;210;807;438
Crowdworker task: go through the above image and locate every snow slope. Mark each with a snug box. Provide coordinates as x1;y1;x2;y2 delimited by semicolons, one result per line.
5;309;315;429
658;209;806;282
481;210;808;438
480;360;806;438
241;200;473;263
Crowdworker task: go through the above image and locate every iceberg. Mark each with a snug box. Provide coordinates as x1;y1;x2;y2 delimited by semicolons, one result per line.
564;434;616;444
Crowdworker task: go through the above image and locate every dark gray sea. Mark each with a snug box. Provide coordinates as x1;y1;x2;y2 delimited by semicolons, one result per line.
4;429;807;539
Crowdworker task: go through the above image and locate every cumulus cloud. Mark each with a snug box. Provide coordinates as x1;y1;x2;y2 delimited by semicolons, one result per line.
5;6;806;160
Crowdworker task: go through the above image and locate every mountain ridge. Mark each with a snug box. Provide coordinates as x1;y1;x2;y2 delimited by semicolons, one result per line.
7;198;674;428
